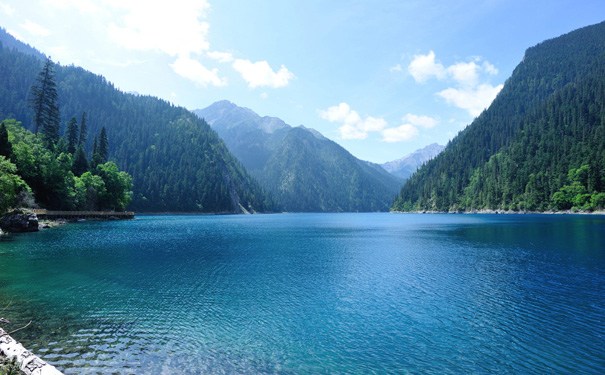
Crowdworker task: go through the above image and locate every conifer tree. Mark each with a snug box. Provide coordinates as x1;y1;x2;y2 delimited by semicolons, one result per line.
0;122;12;159
78;111;87;146
98;126;108;163
28;58;60;144
72;145;89;176
66;116;79;154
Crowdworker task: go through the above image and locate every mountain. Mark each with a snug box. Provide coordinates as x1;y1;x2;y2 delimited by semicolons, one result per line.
381;143;445;180
392;21;605;212
195;101;403;212
0;28;275;213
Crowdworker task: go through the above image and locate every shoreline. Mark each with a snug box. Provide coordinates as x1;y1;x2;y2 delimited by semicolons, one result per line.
391;209;605;215
0;328;64;375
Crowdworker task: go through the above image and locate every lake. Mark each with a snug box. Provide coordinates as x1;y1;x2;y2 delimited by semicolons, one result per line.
0;213;604;374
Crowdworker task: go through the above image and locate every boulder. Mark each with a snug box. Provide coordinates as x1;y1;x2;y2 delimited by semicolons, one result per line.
0;209;39;233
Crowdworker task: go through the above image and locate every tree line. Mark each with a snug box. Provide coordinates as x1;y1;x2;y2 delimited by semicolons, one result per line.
0;57;132;214
0;28;276;213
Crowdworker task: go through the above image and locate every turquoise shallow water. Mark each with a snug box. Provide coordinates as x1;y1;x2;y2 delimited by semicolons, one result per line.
0;213;604;374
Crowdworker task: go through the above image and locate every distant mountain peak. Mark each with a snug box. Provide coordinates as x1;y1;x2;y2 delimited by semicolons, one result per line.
381;143;445;180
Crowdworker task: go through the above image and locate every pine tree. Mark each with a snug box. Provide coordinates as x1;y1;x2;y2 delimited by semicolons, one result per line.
72;145;89;176
66;116;79;154
78;111;87;146
0;122;12;159
28;58;60;144
98;126;108;163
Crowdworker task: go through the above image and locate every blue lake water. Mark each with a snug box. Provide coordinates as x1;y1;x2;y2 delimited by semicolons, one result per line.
0;213;604;374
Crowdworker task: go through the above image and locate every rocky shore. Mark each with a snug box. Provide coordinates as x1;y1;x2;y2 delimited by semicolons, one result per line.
0;328;64;375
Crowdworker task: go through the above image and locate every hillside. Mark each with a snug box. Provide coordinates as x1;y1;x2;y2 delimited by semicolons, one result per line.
195;101;403;212
381;143;445;180
0;28;275;213
392;21;605;212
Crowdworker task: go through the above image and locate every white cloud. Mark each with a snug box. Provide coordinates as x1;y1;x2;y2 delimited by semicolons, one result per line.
91;58;147;68
170;55;226;87
260;92;268;99
232;59;295;88
389;64;402;73
446;61;480;88
0;2;15;15
482;61;498;75
401;113;438;129
20;20;51;37
408;51;445;83
43;0;102;13
381;124;419;143
437;83;504;117
409;51;502;116
318;102;387;140
107;0;210;57
207;51;234;63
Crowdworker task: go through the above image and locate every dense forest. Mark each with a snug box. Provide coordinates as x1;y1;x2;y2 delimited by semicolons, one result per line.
392;21;605;212
0;28;275;213
0;119;132;214
196;101;403;212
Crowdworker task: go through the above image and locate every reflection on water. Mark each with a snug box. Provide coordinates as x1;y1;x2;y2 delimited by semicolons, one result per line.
0;214;604;374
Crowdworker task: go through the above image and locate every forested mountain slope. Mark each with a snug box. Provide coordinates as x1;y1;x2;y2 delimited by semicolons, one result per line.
196;101;403;212
0;28;275;213
392;21;605;212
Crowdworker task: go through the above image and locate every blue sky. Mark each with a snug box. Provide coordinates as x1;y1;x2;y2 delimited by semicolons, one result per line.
1;0;603;163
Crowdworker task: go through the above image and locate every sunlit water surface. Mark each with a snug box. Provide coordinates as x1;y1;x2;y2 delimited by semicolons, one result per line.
0;213;603;374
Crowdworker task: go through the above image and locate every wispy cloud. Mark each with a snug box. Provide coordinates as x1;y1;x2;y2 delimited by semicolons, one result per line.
408;51;502;116
232;59;295;89
318;102;387;140
43;0;102;14
0;2;15;15
20;19;51;36
170;55;227;87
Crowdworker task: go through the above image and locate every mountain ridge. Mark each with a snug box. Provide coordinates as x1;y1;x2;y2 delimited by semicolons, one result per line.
392;21;605;212
195;101;403;212
0;28;275;213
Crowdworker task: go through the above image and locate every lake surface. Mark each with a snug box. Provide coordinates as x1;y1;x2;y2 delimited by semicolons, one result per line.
0;213;604;374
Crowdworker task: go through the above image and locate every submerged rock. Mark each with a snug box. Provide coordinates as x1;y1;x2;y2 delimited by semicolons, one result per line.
0;209;39;233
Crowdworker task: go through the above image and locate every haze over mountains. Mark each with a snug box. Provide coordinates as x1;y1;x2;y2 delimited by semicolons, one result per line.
381;143;445;180
0;27;274;213
2;19;604;214
195;101;406;212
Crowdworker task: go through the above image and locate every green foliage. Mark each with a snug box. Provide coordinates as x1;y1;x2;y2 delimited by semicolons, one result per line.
78;111;87;146
0;356;25;375
72;144;89;176
98;126;108;163
28;58;60;144
0;119;132;211
393;21;605;212
0;30;275;213
0;155;31;214
0;121;11;159
66;116;78;153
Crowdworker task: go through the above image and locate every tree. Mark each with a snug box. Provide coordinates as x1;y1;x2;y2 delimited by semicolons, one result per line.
0;156;31;214
78;111;87;147
0;122;11;159
72;145;89;176
98;126;108;163
28;58;60;144
66;116;79;154
96;162;132;211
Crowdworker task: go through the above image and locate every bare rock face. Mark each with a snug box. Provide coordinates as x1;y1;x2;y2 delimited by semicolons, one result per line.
0;209;39;233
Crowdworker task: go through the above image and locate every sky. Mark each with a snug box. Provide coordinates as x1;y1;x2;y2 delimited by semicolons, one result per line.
0;1;603;163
